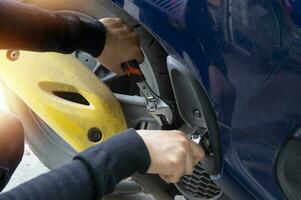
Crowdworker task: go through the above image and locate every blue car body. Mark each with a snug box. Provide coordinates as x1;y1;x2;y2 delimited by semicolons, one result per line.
109;0;301;199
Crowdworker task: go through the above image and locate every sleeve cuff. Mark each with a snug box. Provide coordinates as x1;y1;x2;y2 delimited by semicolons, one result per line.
78;20;106;57
74;129;151;184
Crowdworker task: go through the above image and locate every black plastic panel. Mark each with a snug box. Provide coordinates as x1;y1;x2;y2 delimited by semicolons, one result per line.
167;56;222;176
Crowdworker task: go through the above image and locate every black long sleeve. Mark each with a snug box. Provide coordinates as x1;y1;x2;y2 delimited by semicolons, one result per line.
0;0;106;57
0;129;151;200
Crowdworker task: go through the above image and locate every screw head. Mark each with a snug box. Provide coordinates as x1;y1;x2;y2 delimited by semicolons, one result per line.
88;128;103;143
6;50;20;61
194;109;202;118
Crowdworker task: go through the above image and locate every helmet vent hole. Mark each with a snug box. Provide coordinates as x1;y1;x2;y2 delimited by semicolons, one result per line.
88;128;103;143
52;91;90;106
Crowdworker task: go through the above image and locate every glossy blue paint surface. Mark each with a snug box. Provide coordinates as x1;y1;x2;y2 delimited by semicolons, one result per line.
109;0;301;199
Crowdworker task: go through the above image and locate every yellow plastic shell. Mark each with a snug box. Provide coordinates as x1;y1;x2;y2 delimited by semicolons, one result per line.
0;50;127;152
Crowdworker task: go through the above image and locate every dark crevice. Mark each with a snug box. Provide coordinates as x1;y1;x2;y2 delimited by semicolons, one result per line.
53;91;90;105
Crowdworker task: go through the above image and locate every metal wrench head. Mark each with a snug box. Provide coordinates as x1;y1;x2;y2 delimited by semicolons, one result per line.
137;82;174;126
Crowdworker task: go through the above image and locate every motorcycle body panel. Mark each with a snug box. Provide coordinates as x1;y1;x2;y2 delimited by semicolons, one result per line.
106;0;301;199
0;51;127;151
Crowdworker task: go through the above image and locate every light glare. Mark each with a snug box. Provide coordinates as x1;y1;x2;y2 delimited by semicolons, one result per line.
0;89;8;111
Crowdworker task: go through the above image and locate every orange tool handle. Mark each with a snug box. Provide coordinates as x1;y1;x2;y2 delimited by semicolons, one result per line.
121;60;145;83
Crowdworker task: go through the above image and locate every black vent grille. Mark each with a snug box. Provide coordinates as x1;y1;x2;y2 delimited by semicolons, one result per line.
177;163;222;199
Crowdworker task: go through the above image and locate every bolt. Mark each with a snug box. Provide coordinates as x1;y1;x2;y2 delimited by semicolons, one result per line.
194;109;202;118
88;128;103;143
6;50;20;61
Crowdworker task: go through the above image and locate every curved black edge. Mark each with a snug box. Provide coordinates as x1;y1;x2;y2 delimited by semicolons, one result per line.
0;168;10;191
167;56;222;176
277;138;301;200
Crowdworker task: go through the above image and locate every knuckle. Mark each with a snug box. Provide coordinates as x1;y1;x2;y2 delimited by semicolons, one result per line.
115;18;122;22
123;24;130;31
135;47;143;55
131;31;138;36
130;32;139;40
187;167;194;175
168;158;177;166
178;147;186;156
174;174;182;183
199;148;205;158
170;177;179;183
169;154;185;167
164;177;172;184
168;157;180;167
179;137;189;147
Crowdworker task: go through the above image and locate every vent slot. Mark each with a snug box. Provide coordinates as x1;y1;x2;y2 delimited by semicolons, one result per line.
53;91;90;106
177;163;222;199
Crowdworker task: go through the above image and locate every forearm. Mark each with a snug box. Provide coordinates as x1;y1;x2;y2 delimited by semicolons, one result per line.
0;129;150;200
0;0;106;57
0;160;95;200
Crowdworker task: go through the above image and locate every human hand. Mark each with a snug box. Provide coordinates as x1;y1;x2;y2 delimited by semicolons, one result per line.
137;130;204;183
97;18;144;75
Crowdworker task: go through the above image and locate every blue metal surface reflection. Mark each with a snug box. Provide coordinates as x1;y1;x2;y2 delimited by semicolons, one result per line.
109;0;301;199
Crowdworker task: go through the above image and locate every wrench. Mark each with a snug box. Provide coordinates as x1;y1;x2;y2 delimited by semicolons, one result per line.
122;60;174;126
